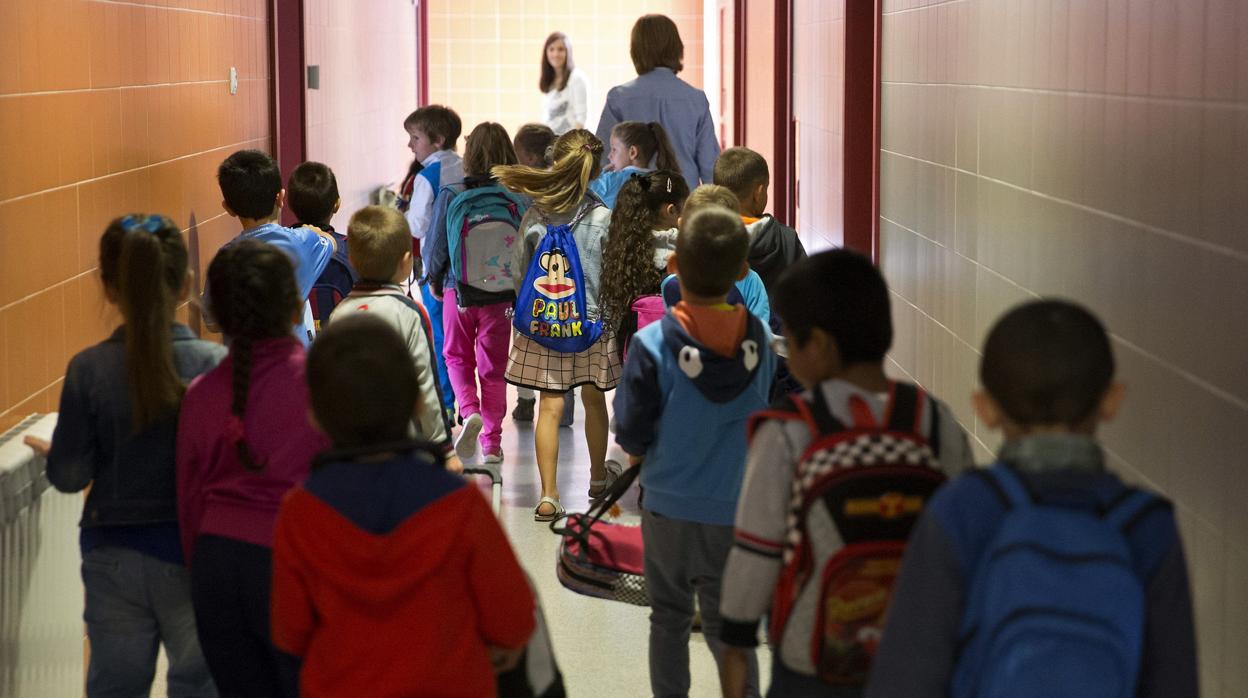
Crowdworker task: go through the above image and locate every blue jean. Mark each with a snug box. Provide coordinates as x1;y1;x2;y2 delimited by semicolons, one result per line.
421;282;456;412
81;546;216;697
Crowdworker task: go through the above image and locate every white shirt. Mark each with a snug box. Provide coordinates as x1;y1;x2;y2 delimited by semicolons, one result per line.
544;68;589;135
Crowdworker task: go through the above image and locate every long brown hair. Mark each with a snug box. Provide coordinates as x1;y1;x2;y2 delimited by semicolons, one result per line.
539;32;575;93
98;214;189;431
206;240;301;471
599;170;689;328
464;122;518;177
493;129;602;215
612;121;680;172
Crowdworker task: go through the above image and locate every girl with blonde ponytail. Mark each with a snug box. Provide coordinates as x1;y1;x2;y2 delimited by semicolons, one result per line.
492;129;623;522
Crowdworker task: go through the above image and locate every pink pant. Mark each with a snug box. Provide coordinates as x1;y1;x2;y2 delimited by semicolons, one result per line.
442;289;511;453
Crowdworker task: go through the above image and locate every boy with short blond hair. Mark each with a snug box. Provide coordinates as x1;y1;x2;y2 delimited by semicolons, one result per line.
614;206;775;697
713;146;806;294
329;205;461;471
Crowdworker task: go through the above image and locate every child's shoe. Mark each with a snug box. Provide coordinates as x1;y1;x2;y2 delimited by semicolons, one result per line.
484;449;504;465
512;397;536;422
455;413;483;460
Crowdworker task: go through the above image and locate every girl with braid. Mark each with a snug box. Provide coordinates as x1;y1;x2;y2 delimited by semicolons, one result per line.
177;239;328;697
27;214;222;696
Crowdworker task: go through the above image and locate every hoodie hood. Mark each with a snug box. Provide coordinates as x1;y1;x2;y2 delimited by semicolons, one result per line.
295;453;469;605
744;215;806;290
660;312;768;404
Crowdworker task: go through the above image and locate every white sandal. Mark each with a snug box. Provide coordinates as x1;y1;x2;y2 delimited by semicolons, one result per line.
588;460;624;500
534;496;564;522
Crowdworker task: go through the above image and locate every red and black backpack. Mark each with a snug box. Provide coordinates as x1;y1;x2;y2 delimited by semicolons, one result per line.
750;382;947;685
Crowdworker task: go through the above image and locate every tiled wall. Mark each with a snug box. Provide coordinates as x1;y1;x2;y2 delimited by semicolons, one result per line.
877;1;1248;695
0;0;273;433
426;0;704;143
792;0;845;251
304;0;418;229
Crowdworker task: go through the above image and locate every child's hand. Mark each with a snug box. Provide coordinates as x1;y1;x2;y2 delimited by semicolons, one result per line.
23;436;51;457
445;454;464;474
489;645;524;674
308;226;338;253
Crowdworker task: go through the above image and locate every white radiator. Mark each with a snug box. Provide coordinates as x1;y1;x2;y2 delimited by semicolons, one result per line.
0;413;57;526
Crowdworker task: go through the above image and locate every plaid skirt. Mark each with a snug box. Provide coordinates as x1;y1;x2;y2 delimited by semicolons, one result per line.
505;329;622;392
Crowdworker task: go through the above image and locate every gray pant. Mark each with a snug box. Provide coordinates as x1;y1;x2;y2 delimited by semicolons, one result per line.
81;546;216;697
642;510;761;698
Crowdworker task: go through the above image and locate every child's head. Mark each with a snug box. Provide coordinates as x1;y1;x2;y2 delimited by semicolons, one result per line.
540;32;575;92
672;206;749;300
206;239;303;471
772;250;893;388
630;14;684;75
99;214;190;429
609;121;680;173
346;205;413;283
977;300;1122;438
513;123;556;168
463;122;517;177
680;184;741;225
404;105;462;162
492;129;603;214
599;170;689;324
713;147;769;217
218;149;283;222
307;314;420;449
286;161;340;227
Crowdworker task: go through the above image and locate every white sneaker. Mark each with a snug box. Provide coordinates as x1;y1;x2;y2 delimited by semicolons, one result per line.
483;449;504;465
455;414;483;460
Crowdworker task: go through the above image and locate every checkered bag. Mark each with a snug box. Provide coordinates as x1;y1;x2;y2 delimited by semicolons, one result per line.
748;382;947;686
550;466;648;606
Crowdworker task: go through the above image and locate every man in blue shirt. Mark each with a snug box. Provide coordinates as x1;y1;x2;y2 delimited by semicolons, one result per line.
207;150;336;345
596;14;720;192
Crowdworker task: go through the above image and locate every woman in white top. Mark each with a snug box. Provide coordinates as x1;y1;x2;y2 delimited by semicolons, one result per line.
541;32;589;135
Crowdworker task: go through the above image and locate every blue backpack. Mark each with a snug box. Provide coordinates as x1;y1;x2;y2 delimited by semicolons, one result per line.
446;185;524;297
952;465;1161;698
513;203;603;354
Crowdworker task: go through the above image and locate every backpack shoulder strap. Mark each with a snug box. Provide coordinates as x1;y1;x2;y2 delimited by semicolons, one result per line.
1103;489;1166;532
974;464;1032;510
807;384;847;436
884;382;923;434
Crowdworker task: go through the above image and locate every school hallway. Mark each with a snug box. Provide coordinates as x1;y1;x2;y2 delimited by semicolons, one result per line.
2;0;1247;696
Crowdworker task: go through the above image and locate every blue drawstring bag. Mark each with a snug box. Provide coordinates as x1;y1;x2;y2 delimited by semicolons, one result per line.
513;203;604;354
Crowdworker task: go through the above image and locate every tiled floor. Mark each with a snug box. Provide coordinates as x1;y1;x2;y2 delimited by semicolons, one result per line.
3;386;770;697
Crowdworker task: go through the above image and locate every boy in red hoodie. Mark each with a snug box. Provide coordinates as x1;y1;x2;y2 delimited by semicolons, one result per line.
271;314;535;697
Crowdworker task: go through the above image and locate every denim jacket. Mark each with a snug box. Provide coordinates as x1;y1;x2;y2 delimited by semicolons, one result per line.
48;325;226;528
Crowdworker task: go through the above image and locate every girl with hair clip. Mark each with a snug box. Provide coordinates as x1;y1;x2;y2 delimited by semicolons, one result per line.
493;129;620;521
177;239;329;697
590;120;681;208
25;215;223;697
599;169;690;357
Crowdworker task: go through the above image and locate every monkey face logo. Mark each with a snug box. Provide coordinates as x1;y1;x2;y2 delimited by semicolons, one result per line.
533;248;577;300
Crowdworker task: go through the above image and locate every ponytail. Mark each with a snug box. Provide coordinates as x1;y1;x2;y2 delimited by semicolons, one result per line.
100;215;188;431
493;129;602;214
647;122;680;173
612;121;679;172
206;240;302;472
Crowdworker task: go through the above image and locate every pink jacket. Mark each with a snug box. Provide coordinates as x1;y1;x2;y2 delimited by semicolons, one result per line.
176;337;330;562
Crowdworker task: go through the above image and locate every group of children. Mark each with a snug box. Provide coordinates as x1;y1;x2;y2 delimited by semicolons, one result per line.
23;96;1197;698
